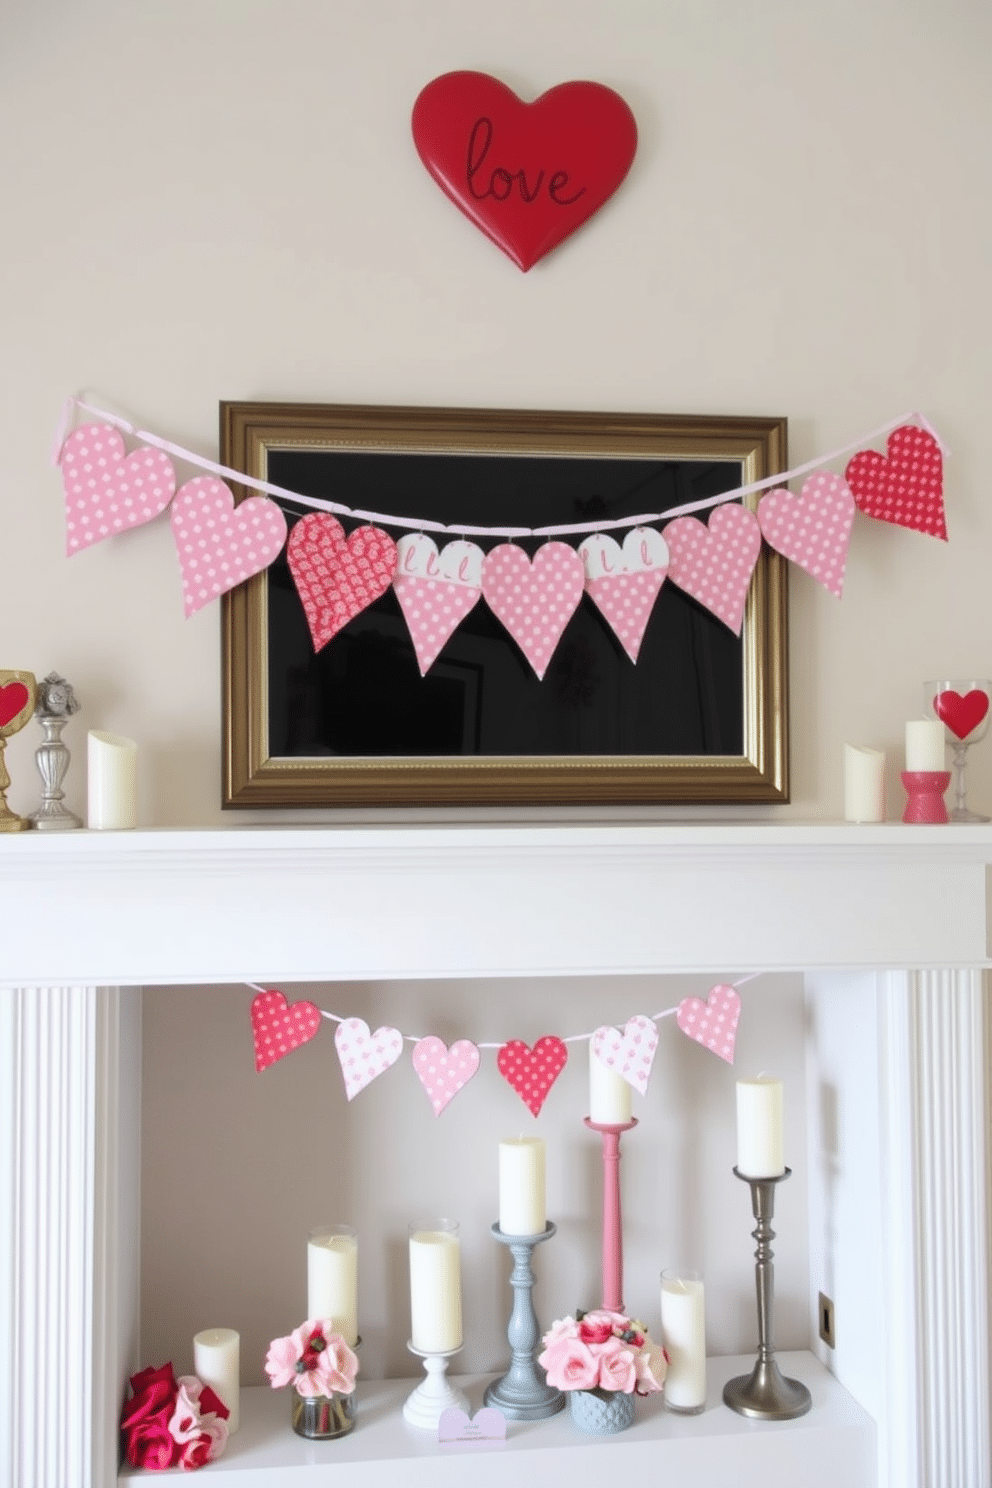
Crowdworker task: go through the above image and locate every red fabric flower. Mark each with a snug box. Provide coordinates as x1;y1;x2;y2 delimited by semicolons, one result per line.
120;1362;177;1430
123;1414;179;1471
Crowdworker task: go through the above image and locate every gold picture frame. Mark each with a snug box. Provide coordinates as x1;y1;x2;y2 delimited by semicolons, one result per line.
220;403;788;807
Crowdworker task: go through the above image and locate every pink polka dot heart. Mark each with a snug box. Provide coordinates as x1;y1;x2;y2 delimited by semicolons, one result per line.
412;1036;481;1116
334;1017;404;1101
589;1014;658;1095
481;542;585;679
170;477;288;617
60;422;176;555
497;1036;568;1117
844;425;946;540
393;534;484;675
675;984;741;1065
580;528;669;663
757;473;856;599
665;504;762;635
250;990;322;1072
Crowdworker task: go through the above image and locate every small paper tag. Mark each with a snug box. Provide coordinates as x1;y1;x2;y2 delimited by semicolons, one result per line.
437;1407;507;1448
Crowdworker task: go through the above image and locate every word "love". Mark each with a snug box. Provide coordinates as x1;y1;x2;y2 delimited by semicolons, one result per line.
466;118;586;206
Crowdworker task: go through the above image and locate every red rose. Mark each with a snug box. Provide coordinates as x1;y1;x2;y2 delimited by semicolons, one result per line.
120;1362;177;1430
123;1413;178;1471
179;1433;213;1471
198;1384;230;1420
578;1318;613;1345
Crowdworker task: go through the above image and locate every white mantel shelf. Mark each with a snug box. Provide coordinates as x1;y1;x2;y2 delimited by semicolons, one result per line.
2;821;992;986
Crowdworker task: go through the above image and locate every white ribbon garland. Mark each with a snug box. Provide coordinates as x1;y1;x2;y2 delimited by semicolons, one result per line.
54;394;946;541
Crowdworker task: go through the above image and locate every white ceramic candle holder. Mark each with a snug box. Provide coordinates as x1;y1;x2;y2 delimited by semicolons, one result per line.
402;1342;468;1429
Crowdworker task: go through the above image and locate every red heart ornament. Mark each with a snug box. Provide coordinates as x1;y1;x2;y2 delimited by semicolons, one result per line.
0;682;30;728
250;990;322;1072
844;425;946;540
287;514;398;652
412;71;637;271
933;688;990;740
497;1036;568;1117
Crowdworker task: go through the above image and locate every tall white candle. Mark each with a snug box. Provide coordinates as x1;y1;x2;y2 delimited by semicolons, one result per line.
844;744;885;822
409;1220;462;1353
307;1225;358;1345
498;1137;546;1236
589;1045;632;1125
87;730;137;829
660;1271;706;1413
192;1328;240;1433
736;1075;785;1177
905;720;945;772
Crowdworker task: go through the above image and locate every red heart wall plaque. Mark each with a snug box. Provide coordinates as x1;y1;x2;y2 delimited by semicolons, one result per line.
412;71;638;271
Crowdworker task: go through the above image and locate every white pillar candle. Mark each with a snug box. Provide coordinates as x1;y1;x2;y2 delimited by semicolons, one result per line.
844;744;886;822
736;1075;785;1177
87;730;137;829
905;720;945;773
307;1225;358;1345
498;1137;546;1236
408;1220;462;1353
589;1045;632;1125
660;1271;706;1413
192;1328;240;1433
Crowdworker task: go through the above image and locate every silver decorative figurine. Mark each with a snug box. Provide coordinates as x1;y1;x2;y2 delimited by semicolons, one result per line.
29;673;82;830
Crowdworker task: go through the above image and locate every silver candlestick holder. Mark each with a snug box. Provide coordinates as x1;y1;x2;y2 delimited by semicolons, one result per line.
723;1167;812;1420
484;1221;564;1420
28;673;81;830
402;1341;468;1429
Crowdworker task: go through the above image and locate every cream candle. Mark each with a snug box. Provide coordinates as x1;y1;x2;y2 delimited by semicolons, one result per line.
87;730;137;829
498;1137;546;1236
408;1220;462;1353
660;1271;706;1413
192;1328;240;1433
736;1075;785;1177
844;744;885;822
589;1045;632;1125
307;1225;358;1345
905;720;945;772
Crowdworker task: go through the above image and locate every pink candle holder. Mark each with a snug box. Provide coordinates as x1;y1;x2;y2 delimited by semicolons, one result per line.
583;1116;638;1313
901;770;951;824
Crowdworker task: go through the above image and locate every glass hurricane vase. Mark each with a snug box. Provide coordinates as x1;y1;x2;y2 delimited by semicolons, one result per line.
925;679;992;822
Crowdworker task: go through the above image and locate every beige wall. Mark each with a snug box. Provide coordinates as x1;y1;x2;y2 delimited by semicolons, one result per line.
2;0;991;825
2;0;989;1393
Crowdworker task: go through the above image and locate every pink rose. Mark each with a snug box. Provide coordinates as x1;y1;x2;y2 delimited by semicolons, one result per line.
538;1336;599;1392
634;1339;668;1395
541;1315;577;1347
169;1380;205;1443
595;1337;638;1394
316;1335;359;1395
178;1433;213;1471
582;1309;628;1331
265;1332;302;1389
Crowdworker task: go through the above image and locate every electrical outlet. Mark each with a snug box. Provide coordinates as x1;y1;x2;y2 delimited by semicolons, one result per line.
818;1291;836;1348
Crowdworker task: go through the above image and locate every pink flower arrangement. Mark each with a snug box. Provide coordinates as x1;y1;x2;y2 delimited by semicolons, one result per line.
119;1362;230;1472
264;1319;359;1399
538;1309;668;1396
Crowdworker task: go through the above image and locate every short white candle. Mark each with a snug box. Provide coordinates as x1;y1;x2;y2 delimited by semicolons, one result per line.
844;744;885;822
589;1044;632;1125
307;1226;358;1345
409;1221;462;1353
660;1272;706;1413
736;1075;785;1178
87;730;137;829
192;1328;240;1433
498;1137;546;1236
905;719;945;773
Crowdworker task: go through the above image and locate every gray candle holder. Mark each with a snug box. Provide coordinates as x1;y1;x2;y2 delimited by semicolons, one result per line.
723;1167;812;1420
484;1221;564;1420
29;673;81;830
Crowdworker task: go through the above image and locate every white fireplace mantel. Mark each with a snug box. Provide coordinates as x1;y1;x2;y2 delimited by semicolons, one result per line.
1;821;991;1488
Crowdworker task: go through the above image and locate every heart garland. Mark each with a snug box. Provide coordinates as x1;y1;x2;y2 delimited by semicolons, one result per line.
250;990;322;1072
334;1017;404;1100
589;1014;659;1095
412;1036;482;1116
580;528;669;662
287;514;398;652
61;423;176;554
675;984;741;1065
393;534;484;674
844;425;946;540
412;72;638;272
932;688;990;741
496;1036;568;1116
665;505;762;635
170;477;288;618
757;473;856;598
